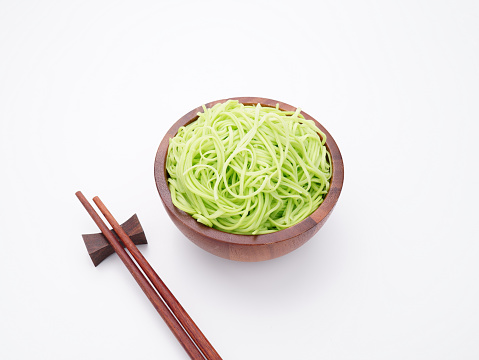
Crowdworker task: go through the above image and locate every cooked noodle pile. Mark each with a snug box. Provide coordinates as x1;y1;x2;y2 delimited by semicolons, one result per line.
166;100;331;234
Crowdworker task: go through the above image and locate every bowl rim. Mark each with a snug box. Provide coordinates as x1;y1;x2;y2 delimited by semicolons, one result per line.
154;97;344;246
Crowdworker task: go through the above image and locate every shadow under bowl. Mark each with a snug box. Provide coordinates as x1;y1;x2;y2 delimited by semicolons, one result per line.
154;97;344;262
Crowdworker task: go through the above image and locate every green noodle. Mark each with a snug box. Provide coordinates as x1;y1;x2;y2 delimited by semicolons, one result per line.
166;100;331;235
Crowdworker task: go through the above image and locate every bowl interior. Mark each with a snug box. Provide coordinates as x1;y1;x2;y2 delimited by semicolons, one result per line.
154;97;344;246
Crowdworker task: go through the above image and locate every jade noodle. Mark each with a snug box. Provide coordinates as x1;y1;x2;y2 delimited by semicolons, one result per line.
166;100;331;235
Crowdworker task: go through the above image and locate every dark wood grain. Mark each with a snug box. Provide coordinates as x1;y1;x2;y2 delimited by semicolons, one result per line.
76;192;205;360
93;196;222;360
154;97;344;262
82;214;147;267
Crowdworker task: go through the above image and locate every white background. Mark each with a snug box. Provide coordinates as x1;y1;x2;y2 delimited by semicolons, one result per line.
1;1;478;359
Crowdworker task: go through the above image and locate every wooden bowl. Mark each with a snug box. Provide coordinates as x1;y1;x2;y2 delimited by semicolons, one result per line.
154;97;344;262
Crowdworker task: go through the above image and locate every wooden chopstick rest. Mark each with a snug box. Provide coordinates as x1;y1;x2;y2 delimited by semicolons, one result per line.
82;214;147;267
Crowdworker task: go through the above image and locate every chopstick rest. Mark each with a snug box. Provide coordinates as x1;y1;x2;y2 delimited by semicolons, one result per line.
82;214;147;267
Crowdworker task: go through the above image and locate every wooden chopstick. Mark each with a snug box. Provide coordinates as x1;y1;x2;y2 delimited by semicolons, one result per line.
75;191;205;360
92;196;223;360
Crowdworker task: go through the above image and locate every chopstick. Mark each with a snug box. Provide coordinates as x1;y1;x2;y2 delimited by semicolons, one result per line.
92;196;222;360
76;191;220;360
